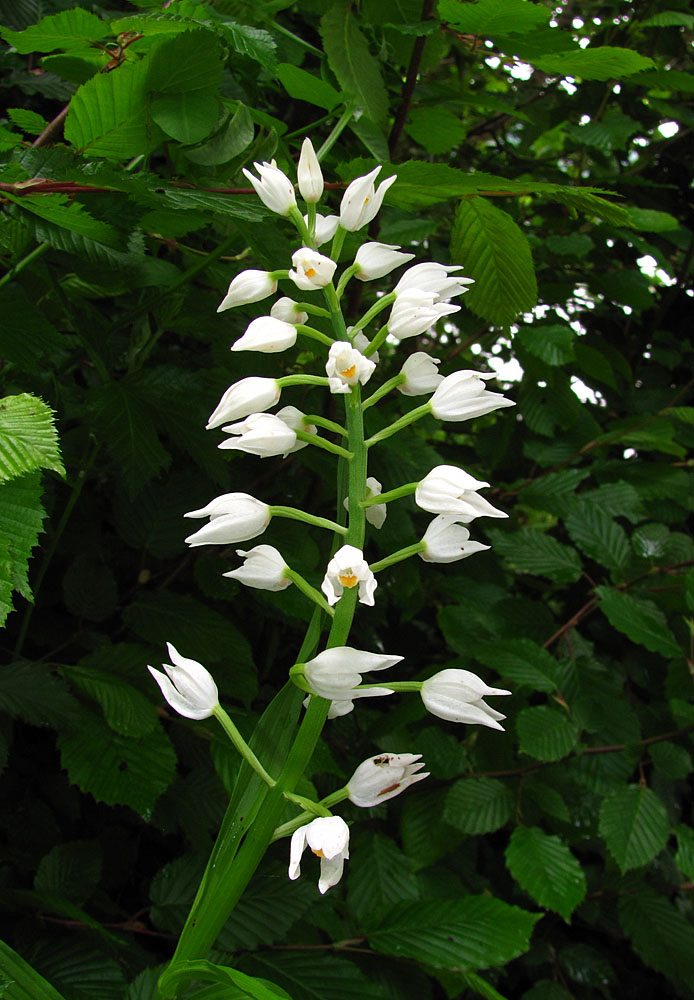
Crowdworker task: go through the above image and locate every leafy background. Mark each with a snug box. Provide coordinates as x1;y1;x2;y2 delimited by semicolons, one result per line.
0;0;693;998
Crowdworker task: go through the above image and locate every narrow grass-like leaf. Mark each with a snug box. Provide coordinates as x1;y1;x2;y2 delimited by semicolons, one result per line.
451;197;537;326
598;785;669;872
505;826;586;920
0;940;68;1000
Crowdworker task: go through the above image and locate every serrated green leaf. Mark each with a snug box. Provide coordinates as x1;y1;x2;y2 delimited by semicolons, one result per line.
569;109;640;150
675;824;694;880
6;108;48;135
641;10;694;28
321;1;388;125
534;47;655;81
184;102;255;165
516;706;579;762
239;952;389;1000
649;741;691;779
579;481;645;523
516;324;575;366
401;786;464;869
87;380;170;498
476;638;559;692
147;30;222;94
595;586;680;658
151;90;219;144
1;7;107;52
444;777;513;834
520;469;590;516
61;664;158;737
220;21;278;73
19;941;125;1000
438;0;548;35
159;186;267;221
347;833;420;922
369;896;540;970
0;473;48;627
0;285;67;370
545;233;594;257
58;710;177;813
65;57;164;159
618;885;694;987
277;63;341;110
218;862;316;950
564;503;630;572
627;207;679;231
4;193;120;247
451;197;537;326
0;661;77;725
0;940;68;1000
488;527;582;583
0;394;64;483
406;107;466;155
598;785;669;873
505;826;586;920
34;840;101;905
631;523;670;559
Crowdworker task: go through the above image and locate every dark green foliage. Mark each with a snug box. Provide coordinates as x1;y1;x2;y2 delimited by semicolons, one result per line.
0;0;692;998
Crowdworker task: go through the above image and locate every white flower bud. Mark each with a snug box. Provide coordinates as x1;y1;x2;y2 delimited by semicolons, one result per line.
184;493;271;546
223;545;291;591
301;646;401;700
419;515;490;563
339;166;397;231
217;270;277;312
354;242;415;281
387;290;460;341
243;160;296;216
395;262;473;301
297;137;323;203
430;370;515;421
347;753;428;807
207;377;281;429
218;412;298;458
416;465;507;522
148;642;219;720
398;352;443;396
271;297;309;325
275;405;316;455
420;669;511;729
231;316;297;354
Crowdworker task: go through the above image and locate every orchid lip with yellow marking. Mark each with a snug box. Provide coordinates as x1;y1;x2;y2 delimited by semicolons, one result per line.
341;364;357;379
338;573;358;588
305;267;316;278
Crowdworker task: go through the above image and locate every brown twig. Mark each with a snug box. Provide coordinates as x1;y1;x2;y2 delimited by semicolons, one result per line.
388;0;437;158
31;106;69;148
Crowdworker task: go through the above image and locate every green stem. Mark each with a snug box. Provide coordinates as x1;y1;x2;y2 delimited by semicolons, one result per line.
282;791;332;816
376;680;422;692
296;324;335;348
362;482;418;506
278;374;331;389
293;428;353;459
362;373;406;409
363;322;390;357
270;505;347;534
296;301;332;318
288;205;313;246
370;541;425;572
306;202;317;245
272;787;349;841
284;567;335;617
336;263;359;300
304;414;348;437
365;403;432;447
317;105;356;161
213;707;276;787
330;227;347;263
351;292;396;338
0;241;50;291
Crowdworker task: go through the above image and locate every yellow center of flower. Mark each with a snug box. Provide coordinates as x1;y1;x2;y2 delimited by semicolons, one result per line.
340;364;357;379
304;267;316;278
311;848;325;858
338;572;358;588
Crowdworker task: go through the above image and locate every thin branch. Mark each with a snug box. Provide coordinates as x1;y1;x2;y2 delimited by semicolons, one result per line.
472;724;694;779
388;0;437;158
31;106;69;148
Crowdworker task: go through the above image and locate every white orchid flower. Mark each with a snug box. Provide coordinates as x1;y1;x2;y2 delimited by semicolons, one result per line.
430;371;515;421
297;137;323;203
223;545;291;591
289;248;337;290
148;643;219;720
219;412;297;458
420;669;511;729
288;816;350;894
398;352;444;396
231;316;297;354
301;645;400;700
184;493;271;546
354;242;414;281
339;166;396;231
387;289;460;340
346;753;429;807
416;465;507;522
243;159;296;216
321;544;377;606
419;515;491;563
217;270;278;312
271;297;309;325
325;341;376;394
207;377;281;429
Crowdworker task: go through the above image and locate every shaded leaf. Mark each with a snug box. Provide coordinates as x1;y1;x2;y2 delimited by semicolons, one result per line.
444;777;513;834
321;1;388;125
598;785;669;873
595;586;681;658
0;394;64;482
516;706;579;762
505;826;586;920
